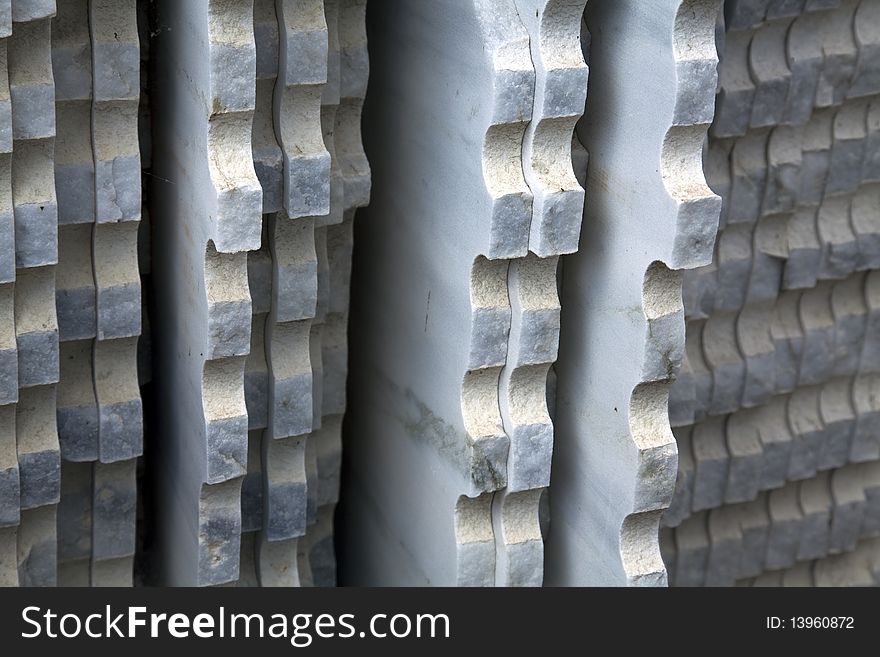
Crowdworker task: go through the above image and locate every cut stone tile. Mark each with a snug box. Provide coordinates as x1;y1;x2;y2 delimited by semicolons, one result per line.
306;503;335;586
781;559;814;586
316;0;342;229
53;102;93;225
817;377;855;469
235;531;259;587
50;0;90;102
851;184;880;270
90;555;133;586
816;196;859;280
713;28;755;137
705;504;743;586
0;404;19;527
797;282;836;386
94;336;142;462
91;458;136;561
762;126;803;217
336;0;370;210
784;11;824;123
828;463;866;553
796;470;832;560
784;207;821;289
724;405;763;503
786;385;822;480
492;489;543;587
753;396;794;488
814;0;858;108
672;511;710;586
56;339;98;461
313;414;341;509
90;0;140;224
92;222;140;339
0;525;17;585
56;459;91;562
748;17;793;129
266;319;313;440
240;430;262;533
850;0;880;98
860;460;880;536
704;311;745;414
261;434;307;541
274;0;330;219
771;290;804;392
738;302;776;408
11;138;57;269
864;100;880;182
0;152;12;286
57;557;88;586
664;426;696;527
728;129;768;225
715;223;753;313
15;384;59;509
55;224;95;341
737;497;771;578
693;415;731;512
851;373;880;462
830;272;866;378
11;0;56;23
256;534;300;586
765;483;803;569
8;16;54;140
798;108;834;206
826;99;868;196
244;314;269;431
0;283;16;404
16;504;56;586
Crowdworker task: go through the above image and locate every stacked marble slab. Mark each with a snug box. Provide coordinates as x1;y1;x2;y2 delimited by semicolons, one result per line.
53;0;142;587
341;0;585;586
238;0;369;588
739;536;880;586
153;0;368;587
662;0;880;586
0;2;60;587
0;0;142;588
542;0;722;586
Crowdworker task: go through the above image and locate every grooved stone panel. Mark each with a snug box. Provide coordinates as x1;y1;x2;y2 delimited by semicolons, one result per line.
663;0;880;588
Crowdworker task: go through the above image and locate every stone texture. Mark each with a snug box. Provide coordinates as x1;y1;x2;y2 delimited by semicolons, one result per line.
56;460;91;563
548;0;721;586
91;458;136;561
665;0;880;587
342;0;538;586
56;340;98;461
152;0;261;586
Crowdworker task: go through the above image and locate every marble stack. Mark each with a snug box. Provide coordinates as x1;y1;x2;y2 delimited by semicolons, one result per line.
662;0;880;587
341;0;586;586
152;0;369;587
545;0;723;586
0;0;144;588
5;0;880;590
238;0;370;588
55;0;142;588
0;0;60;589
